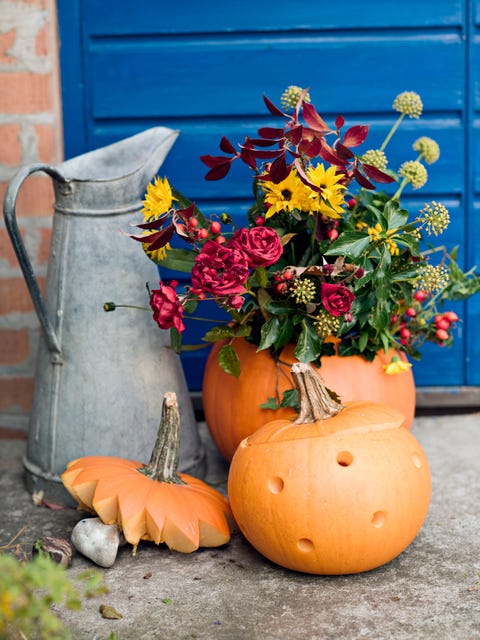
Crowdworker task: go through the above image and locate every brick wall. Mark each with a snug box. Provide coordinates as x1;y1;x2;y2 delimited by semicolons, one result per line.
0;0;63;430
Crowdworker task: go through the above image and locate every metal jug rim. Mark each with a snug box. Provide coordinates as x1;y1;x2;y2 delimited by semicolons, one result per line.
58;126;180;184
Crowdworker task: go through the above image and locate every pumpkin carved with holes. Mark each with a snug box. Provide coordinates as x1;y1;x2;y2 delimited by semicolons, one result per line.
227;363;430;575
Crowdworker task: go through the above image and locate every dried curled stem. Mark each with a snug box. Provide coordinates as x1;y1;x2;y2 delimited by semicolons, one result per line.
291;362;344;424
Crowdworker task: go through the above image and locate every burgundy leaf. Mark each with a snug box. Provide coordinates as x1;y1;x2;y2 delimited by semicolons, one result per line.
257;127;284;140
219;136;236;154
362;163;396;184
269;155;290;183
302;103;332;133
353;167;375;190
343;125;369;148
286;124;304;146
205;162;232;180
240;147;258;170
263;94;285;117
148;224;175;250
298;137;323;158
318;139;345;166
335;115;345;130
245;137;278;148
135;217;169;231
200;154;232;169
244;148;283;160
176;203;196;221
335;142;355;161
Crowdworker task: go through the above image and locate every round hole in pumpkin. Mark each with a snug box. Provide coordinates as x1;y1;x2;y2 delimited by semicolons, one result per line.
412;453;422;469
297;538;314;552
336;451;353;467
268;477;284;494
371;511;386;528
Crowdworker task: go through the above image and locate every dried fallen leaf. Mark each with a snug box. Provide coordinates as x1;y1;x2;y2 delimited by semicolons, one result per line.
99;604;123;620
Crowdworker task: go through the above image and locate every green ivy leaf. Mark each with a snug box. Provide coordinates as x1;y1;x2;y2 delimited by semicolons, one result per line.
294;320;321;363
258;316;281;351
158;248;196;272
324;231;371;258
383;200;408;230
218;344;241;378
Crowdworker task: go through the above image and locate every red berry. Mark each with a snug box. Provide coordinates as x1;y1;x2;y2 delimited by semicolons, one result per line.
435;316;450;330
443;311;458;323
189;216;198;228
405;307;417;318
347;198;357;209
255;216;265;226
197;228;209;239
327;228;339;241
391;314;398;324
283;270;294;281
400;327;411;339
436;328;449;341
414;290;427;302
210;221;221;234
216;235;226;244
276;283;288;295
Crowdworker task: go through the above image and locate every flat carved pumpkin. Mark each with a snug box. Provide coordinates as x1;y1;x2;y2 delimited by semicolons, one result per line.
203;338;415;461
62;392;233;554
228;363;431;575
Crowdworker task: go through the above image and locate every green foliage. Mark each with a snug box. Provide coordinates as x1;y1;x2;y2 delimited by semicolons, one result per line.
0;552;108;640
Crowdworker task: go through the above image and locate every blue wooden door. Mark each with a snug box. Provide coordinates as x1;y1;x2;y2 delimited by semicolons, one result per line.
57;0;480;400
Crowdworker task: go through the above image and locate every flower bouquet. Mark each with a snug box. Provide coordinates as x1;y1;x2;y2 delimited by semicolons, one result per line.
114;86;480;443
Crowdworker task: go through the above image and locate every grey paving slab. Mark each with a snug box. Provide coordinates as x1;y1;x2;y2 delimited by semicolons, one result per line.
0;414;479;640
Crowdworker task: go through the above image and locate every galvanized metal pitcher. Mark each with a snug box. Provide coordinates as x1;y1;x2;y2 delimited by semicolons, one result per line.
3;127;205;503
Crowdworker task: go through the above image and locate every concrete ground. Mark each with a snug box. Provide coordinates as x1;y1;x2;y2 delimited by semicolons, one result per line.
1;414;479;640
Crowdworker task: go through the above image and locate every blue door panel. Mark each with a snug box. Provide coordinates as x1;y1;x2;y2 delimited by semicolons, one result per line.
57;0;479;394
82;0;464;34
87;35;464;119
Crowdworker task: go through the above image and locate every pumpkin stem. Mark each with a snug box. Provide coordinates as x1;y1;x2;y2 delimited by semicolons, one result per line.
291;362;344;424
140;391;185;484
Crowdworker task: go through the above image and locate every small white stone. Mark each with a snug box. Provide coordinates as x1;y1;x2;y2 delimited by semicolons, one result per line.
71;517;121;568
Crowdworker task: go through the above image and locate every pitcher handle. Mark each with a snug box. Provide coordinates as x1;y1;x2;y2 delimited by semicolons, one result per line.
3;164;64;363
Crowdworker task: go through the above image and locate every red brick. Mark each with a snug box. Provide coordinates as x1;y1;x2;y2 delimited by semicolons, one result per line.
0;377;34;412
0;176;55;218
35;124;56;163
0;277;45;315
0;329;30;365
0;72;53;114
37;227;52;264
0;123;22;165
35;23;48;57
0;28;16;65
0;227;24;268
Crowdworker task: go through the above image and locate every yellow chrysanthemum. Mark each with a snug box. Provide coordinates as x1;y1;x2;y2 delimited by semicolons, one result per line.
262;171;309;218
383;357;412;375
142;176;177;221
305;164;346;218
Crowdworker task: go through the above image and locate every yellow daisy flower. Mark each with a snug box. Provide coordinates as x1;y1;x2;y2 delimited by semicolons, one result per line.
305;164;346;218
142;176;177;221
383;357;412;375
262;171;309;218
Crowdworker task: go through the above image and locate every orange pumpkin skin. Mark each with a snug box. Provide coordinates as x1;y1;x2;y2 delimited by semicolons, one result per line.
228;401;431;575
203;338;416;461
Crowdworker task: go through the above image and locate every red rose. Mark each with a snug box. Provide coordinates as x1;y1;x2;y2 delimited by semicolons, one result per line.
320;283;355;316
229;226;283;268
191;240;249;296
150;282;185;333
